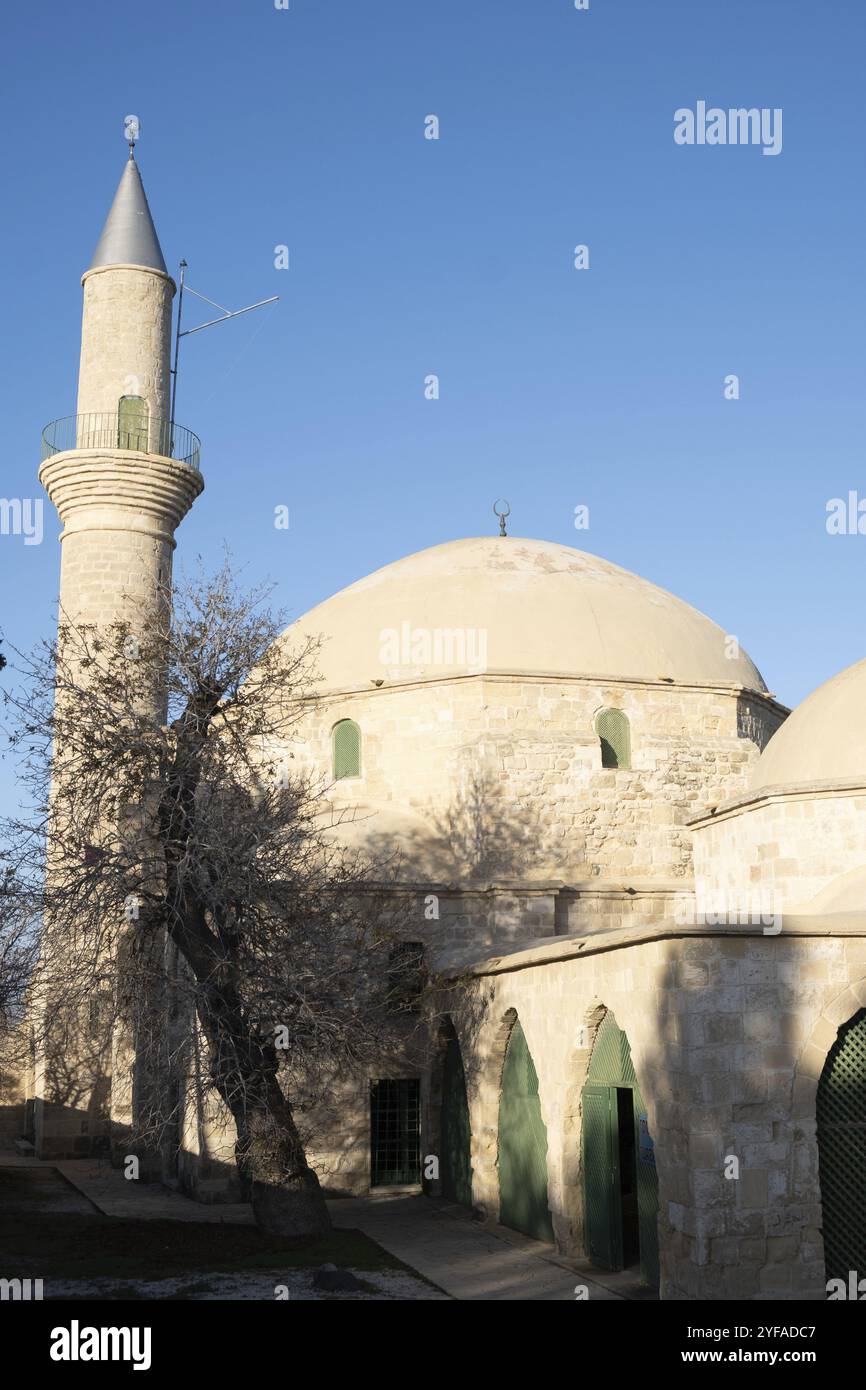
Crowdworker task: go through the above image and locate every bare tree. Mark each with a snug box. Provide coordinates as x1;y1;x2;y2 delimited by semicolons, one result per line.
0;879;37;1030
1;563;417;1235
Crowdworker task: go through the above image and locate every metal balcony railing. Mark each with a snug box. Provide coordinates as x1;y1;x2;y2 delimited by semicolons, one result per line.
41;413;202;471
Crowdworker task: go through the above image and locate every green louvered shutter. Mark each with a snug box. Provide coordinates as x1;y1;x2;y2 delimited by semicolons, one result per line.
498;1021;554;1242
596;708;631;769
333;719;360;779
117;395;149;452
440;1033;472;1206
583;1014;659;1285
583;1084;619;1268
588;1013;629;1083
816;1009;866;1283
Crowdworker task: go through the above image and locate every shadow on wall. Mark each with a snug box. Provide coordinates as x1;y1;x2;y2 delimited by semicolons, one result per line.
0;1101;29;1150
0;1032;32;1147
25;1015;113;1159
429;928;864;1302
737;694;786;754
635;933;851;1302
336;765;553;885
431;765;550;882
425;988;514;1224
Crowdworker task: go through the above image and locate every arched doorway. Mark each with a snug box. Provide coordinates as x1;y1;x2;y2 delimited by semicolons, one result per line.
498;1018;554;1242
440;1025;472;1205
816;1008;866;1283
581;1013;659;1285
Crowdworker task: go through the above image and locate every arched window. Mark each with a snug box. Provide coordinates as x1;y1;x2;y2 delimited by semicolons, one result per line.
596;708;631;769
117;395;148;452
332;718;361;779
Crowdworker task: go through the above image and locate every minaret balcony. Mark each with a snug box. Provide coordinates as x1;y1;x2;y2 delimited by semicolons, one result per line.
41;413;201;472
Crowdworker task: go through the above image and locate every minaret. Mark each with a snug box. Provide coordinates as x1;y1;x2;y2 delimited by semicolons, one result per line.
40;140;202;640
35;140;202;1162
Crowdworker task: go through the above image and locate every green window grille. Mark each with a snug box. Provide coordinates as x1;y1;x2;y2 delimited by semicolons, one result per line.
117;395;149;452
332;719;361;779
370;1078;421;1185
596;708;631;769
816;1009;866;1283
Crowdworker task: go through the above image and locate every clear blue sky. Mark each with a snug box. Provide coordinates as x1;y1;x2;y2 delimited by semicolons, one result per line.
1;0;865;816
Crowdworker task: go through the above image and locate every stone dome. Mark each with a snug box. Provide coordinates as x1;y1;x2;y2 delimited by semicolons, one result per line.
287;536;766;692
751;656;866;791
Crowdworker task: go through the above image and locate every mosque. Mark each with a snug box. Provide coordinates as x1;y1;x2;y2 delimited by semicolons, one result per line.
14;142;866;1302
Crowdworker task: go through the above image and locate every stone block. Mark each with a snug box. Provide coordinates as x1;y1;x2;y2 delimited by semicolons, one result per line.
759;1263;792;1292
767;1235;799;1263
736;1168;768;1209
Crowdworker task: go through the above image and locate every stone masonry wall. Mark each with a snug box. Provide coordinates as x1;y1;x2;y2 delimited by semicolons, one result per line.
692;790;866;913
39;453;202;631
442;926;866;1300
35;259;200;1164
77;265;174;423
285;674;785;887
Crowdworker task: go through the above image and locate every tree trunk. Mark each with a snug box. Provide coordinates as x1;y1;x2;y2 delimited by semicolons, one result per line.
237;1081;331;1239
195;983;332;1238
166;886;332;1238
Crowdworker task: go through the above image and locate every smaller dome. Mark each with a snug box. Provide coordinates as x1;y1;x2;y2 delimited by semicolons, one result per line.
751;656;866;791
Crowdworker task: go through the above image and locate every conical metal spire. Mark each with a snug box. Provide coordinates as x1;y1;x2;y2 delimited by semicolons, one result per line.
88;151;167;273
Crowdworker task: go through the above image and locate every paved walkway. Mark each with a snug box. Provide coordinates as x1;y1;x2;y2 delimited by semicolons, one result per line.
328;1193;625;1301
0;1155;254;1224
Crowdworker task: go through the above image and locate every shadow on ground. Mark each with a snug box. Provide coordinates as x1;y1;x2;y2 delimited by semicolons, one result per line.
0;1165;443;1299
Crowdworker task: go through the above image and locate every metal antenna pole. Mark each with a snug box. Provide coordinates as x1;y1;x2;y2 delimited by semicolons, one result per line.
167;269;278;458
179;294;280;336
169;259;187;454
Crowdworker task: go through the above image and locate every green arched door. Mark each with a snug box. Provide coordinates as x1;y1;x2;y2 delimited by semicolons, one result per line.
582;1014;659;1286
440;1031;472;1206
498;1020;554;1242
817;1009;866;1283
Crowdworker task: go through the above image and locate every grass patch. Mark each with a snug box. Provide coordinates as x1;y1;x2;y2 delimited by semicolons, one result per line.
0;1211;419;1282
164;1279;222;1299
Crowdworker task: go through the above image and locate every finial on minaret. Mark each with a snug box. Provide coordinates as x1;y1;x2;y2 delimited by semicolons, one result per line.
124;113;140;159
493;498;511;537
88;120;166;274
